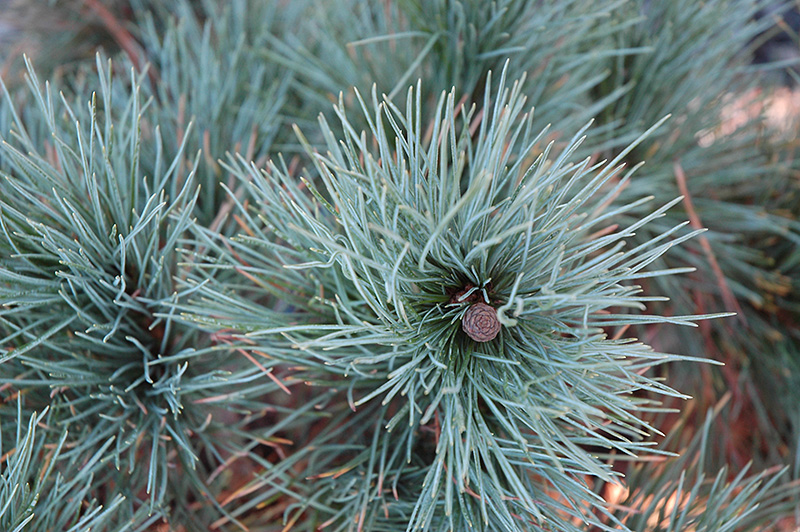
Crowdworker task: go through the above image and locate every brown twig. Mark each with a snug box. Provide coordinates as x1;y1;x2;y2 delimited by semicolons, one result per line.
82;0;161;87
673;161;746;325
83;0;142;70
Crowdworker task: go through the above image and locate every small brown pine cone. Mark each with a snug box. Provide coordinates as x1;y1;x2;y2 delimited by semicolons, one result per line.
462;302;501;342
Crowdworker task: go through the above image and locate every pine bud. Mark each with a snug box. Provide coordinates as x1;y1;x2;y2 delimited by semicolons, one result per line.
462;302;501;342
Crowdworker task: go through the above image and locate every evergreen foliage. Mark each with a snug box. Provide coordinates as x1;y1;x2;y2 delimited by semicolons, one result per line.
0;0;799;531
179;70;731;531
0;58;302;529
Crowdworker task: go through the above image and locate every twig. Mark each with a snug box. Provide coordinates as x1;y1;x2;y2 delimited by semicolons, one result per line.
673;161;746;325
83;0;142;71
82;0;161;87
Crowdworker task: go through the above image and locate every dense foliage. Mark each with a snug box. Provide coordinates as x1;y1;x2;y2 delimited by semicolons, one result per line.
1;1;799;531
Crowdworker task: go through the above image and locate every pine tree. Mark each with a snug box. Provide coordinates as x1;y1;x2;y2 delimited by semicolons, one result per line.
1;1;799;531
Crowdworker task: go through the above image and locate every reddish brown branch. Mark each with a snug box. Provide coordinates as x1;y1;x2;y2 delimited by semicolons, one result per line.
674;161;746;325
83;0;142;70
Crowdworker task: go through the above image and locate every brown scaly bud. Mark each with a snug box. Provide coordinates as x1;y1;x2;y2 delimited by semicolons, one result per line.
462;302;501;342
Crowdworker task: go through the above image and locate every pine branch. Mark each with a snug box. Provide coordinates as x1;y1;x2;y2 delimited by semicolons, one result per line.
262;0;639;147
613;407;800;531
130;0;305;227
178;68;729;531
583;0;800;470
0;58;305;529
0;402;129;531
592;0;800;324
